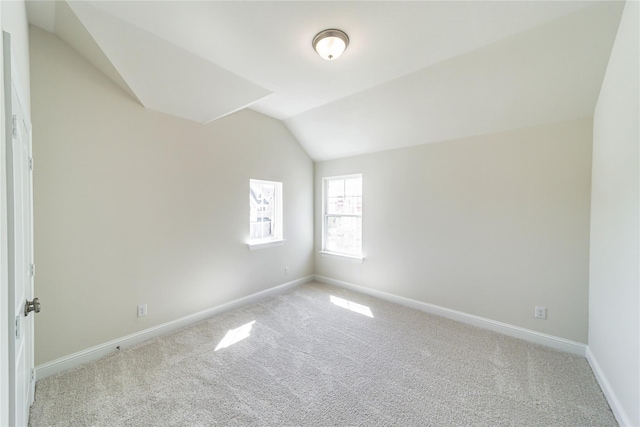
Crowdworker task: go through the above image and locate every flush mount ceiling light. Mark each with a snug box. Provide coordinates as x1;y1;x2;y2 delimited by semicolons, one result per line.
312;29;349;61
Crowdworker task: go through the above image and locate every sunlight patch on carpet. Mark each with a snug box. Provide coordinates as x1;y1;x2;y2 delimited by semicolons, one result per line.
330;295;374;318
215;321;256;351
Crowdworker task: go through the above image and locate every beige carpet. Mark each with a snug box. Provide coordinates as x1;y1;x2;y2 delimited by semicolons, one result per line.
29;282;616;426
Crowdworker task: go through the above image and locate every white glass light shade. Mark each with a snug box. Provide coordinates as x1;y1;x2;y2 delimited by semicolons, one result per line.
313;29;349;61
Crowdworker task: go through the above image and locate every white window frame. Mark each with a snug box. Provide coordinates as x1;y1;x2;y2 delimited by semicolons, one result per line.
248;179;284;250
321;174;363;261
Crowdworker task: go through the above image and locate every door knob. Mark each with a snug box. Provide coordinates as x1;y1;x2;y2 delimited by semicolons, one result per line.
24;298;41;316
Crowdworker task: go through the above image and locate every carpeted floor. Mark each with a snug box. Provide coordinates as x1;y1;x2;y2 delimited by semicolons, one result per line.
29;282;616;426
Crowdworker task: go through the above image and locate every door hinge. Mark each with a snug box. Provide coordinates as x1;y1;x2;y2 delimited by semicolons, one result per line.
30;263;35;277
12;114;17;138
15;316;21;339
31;368;35;382
29;157;33;171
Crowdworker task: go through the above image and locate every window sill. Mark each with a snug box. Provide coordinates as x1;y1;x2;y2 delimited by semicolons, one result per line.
319;251;364;263
248;239;286;251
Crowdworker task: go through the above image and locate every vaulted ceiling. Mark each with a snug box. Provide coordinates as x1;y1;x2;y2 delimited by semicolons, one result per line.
26;1;624;161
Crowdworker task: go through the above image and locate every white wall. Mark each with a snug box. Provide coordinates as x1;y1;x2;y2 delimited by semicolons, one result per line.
1;1;30;425
588;1;639;426
1;0;30;123
316;119;593;343
30;27;314;366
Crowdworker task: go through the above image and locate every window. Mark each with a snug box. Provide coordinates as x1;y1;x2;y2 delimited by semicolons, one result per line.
249;179;283;249
322;174;362;258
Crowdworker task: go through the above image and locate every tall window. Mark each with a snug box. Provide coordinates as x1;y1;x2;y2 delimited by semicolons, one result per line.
249;179;283;246
323;174;362;257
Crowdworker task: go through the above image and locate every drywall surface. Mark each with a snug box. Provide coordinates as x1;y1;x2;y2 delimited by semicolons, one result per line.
315;119;592;343
30;27;313;365
2;0;30;123
589;1;640;425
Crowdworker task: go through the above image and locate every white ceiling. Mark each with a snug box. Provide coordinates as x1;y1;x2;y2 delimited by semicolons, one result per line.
26;1;624;161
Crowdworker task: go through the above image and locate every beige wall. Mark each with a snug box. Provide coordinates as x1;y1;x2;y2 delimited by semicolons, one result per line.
316;119;593;343
30;27;314;365
589;1;639;425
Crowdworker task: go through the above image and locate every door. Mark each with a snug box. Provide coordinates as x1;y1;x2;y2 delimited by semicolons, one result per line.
5;32;36;427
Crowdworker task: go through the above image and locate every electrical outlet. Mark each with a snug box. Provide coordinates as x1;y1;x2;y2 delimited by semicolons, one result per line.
284;267;290;275
356;268;362;277
137;304;147;317
534;306;546;319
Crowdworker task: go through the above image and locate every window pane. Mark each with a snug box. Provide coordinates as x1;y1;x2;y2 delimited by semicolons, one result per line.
326;177;362;215
323;175;363;256
344;177;361;196
250;182;275;240
327;195;344;214
343;195;361;215
344;177;362;215
327;179;344;198
325;216;362;255
326;179;344;215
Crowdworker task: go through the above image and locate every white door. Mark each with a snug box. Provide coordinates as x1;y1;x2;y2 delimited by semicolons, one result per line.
5;32;36;427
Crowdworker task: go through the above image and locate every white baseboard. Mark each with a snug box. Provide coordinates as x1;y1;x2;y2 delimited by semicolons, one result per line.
36;276;313;380
586;347;633;427
314;275;587;357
